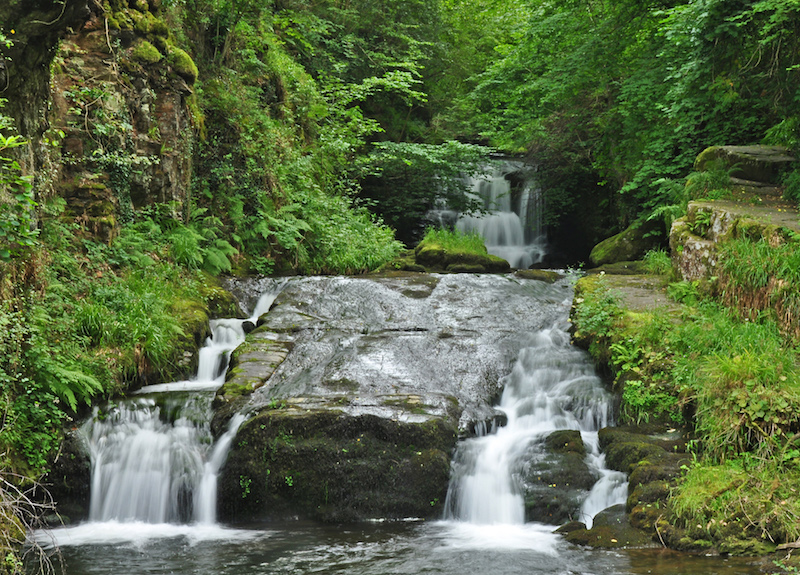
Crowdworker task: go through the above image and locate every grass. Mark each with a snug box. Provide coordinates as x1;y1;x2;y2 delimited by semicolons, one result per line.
642;248;673;275
572;274;800;549
419;227;487;254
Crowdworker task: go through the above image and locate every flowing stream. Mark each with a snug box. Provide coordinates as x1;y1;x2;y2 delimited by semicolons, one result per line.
32;275;761;575
445;327;627;528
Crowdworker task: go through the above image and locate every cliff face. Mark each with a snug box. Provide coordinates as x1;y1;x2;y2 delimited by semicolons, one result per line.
2;0;197;240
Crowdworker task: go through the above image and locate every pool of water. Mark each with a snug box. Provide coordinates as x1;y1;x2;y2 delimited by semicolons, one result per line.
38;520;762;575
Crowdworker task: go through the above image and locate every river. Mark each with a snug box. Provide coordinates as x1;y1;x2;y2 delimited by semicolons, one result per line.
31;274;763;575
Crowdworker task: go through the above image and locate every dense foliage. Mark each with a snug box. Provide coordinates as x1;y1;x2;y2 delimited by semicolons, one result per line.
448;0;800;232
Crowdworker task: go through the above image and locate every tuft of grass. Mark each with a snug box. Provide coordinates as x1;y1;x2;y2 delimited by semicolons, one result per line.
642;248;673;275
419;227;487;254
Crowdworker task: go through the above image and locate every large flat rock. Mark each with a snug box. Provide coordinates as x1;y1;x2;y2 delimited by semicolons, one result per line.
217;273;573;522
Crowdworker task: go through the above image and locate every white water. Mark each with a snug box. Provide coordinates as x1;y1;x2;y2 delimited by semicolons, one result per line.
59;285;284;543
457;161;546;269
445;326;627;529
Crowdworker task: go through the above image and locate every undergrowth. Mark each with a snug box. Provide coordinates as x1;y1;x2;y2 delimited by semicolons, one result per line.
0;202;231;477
571;270;800;549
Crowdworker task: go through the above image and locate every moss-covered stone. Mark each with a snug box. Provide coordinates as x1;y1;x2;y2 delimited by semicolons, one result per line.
694;145;795;184
589;221;663;267
218;410;457;522
515;269;564;283
131;40;162;64
544;429;585;455
169;46;198;84
562;505;654;548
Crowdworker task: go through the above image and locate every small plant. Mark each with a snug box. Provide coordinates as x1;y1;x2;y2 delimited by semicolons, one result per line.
642;248;672;275
688;209;712;236
685;164;734;200
239;475;252;498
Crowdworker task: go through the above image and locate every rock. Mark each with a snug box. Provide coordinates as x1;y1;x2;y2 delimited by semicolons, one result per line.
218;409;457;522
519;435;597;524
544;430;585;455
589;221;663;267
44;430;92;523
414;239;511;273
694;145;796;184
670;200;800;282
562;504;654;548
211;329;293;434
515;269;565;283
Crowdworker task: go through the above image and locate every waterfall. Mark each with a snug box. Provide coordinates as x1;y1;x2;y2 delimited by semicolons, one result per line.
81;285;283;525
456;161;546;269
444;327;627;528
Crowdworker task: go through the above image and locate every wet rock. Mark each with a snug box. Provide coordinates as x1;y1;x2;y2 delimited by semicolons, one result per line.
211;329;293;435
44;430;91;523
519;435;596;524
544;430;585;455
562;504;654;548
218;409;456;522
515;269;565;283
215;274;574;522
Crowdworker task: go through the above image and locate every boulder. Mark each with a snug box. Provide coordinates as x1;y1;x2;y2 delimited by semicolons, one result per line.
218;409;456;522
518;432;596;524
694;145;796;184
562;504;654;548
589;221;663;267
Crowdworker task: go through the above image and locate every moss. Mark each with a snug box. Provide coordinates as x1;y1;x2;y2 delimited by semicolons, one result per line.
150;17;169;37
515;269;564;282
218;410;457;523
589;221;663;267
168;46;199;84
131;40;162;64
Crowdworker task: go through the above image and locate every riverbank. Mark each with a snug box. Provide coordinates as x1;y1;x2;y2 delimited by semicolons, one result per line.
570;193;800;563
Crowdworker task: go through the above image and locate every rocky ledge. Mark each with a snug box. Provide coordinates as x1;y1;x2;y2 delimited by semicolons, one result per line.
215;273;574;523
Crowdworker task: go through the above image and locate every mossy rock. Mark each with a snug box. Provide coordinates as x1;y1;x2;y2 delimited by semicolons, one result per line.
562;504;654;548
218;410;457;522
694;145;795;184
515;269;564;283
414;238;510;272
589;221;663;267
446;263;485;273
131;40;162;64
544;430;585;455
168;46;198;84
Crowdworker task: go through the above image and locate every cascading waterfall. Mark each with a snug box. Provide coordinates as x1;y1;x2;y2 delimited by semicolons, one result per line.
81;285;282;525
445;326;627;529
456;161;546;269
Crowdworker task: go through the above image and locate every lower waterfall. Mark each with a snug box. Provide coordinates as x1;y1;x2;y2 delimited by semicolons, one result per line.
80;284;282;526
445;327;627;528
33;275;760;575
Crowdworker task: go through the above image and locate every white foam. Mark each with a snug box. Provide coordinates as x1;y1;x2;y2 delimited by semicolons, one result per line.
434;521;561;554
32;521;268;549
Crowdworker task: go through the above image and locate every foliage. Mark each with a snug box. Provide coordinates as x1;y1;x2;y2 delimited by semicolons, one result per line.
0;100;37;262
717;237;800;339
419;227;486;255
642;248;672;276
360;141;490;243
446;0;800;235
672;459;800;546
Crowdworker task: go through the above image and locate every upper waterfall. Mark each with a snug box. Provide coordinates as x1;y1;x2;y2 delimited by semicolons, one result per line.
456;160;546;269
